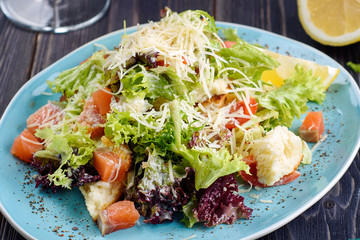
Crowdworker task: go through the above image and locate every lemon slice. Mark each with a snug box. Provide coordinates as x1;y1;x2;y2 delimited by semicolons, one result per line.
260;49;339;90
297;0;360;46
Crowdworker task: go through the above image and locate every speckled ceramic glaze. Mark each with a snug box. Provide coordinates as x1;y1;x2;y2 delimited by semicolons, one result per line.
1;22;359;240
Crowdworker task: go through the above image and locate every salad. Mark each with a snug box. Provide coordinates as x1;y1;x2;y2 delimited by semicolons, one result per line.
10;9;334;236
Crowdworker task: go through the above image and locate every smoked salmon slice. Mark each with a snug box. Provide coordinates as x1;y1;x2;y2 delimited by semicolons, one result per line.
299;111;325;143
92;89;113;115
11;129;43;163
93;145;132;183
223;40;237;48
77;97;106;138
97;200;140;236
26;102;63;135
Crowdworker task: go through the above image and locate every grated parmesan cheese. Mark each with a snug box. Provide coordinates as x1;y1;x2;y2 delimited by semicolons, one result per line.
238;183;253;193
259;199;273;204
104;10;230;101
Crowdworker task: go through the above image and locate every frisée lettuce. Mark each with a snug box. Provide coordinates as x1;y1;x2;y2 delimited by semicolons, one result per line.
48;51;107;98
258;65;325;128
34;123;96;188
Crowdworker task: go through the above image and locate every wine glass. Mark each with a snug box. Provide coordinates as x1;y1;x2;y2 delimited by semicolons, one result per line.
0;0;111;33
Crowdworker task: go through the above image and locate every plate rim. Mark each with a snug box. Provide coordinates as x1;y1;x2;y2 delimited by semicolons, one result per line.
0;21;359;240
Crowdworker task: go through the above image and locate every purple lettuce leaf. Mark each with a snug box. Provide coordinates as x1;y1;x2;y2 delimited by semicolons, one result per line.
126;158;195;224
31;159;100;192
192;174;252;227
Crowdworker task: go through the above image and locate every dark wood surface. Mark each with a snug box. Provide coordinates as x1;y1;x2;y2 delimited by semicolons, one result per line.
1;0;359;239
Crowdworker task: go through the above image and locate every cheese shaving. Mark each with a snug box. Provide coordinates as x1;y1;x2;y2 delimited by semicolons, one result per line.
108;156;122;183
20;135;43;146
249;193;261;199
259;199;273;204
311;134;328;152
238;183;253;193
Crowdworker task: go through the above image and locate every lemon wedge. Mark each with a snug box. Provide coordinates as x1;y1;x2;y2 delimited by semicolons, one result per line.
297;0;360;46
260;48;339;90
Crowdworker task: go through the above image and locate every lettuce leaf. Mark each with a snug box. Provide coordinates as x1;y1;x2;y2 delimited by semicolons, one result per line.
301;140;312;165
105;109;173;147
178;10;218;34
137;146;179;191
258;65;326;128
120;66;151;100
221;27;239;42
34;123;95;188
48;51;106;97
120;65;186;102
150;66;188;98
35;124;94;168
126;146;193;224
193;174;252;227
241;109;279;129
347;61;360;73
182;174;252;228
105;109;182;168
104;110;140;145
175;146;249;190
61;87;87;121
181;196;198;227
219;39;279;82
169;100;249;190
48;168;73;189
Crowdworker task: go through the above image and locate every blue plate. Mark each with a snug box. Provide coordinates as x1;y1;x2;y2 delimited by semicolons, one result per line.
1;22;360;240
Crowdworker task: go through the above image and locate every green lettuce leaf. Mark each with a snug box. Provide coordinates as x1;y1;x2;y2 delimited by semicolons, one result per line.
221;27;239;42
61;87;87;122
179;10;218;34
219;40;279;82
34;123;95;188
150;66;188;98
137;145;184;192
258;65;326;128
347;61;360;73
241;109;279;130
48;168;73;189
104;110;141;145
169;100;249;190
301;140;312;165
105;109;179;162
48;51;106;97
195;10;218;34
181;196;198;228
120;66;150;100
175;146;248;190
36;123;94;168
120;65;182;102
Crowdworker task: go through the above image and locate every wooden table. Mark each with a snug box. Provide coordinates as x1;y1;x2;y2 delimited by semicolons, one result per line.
1;0;359;239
